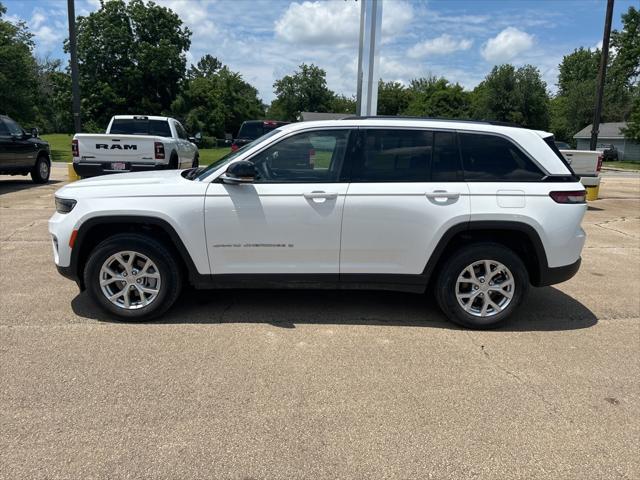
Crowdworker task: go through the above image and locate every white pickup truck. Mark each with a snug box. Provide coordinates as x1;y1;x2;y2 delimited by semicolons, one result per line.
556;143;603;189
72;115;199;177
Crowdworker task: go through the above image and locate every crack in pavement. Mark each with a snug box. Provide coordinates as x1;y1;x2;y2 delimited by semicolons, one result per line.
594;216;640;239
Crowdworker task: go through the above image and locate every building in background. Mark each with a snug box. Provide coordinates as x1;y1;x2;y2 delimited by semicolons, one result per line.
574;122;639;161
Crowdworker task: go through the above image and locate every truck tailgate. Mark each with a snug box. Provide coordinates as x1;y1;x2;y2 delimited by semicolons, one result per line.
75;134;159;162
560;149;602;177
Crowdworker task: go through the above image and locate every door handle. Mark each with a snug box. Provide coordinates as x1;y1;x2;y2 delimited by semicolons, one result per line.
425;190;460;200
304;191;338;200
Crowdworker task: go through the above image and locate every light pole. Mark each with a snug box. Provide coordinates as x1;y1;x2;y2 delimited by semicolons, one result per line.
590;0;615;151
67;0;81;133
356;0;382;116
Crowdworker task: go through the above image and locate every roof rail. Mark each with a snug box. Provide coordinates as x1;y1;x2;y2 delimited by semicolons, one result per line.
340;115;521;128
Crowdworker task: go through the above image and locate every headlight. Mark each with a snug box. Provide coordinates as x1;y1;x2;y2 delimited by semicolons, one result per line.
55;197;77;214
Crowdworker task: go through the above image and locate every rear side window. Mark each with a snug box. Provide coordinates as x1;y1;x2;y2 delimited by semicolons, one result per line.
459;133;544;181
0;120;9;136
353;129;433;182
432;131;461;181
110;119;172;137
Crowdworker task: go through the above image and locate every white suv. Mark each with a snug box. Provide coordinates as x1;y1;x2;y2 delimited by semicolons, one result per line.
49;118;587;328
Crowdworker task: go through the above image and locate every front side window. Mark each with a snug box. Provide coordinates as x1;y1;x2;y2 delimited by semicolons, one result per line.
4;117;22;136
0;120;10;136
459;132;544;181
249;130;351;183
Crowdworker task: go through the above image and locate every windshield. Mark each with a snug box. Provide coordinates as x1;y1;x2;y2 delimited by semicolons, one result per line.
195;128;282;181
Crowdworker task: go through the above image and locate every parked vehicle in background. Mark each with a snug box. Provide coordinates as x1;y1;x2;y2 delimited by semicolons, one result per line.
50;118;587;329
231;120;288;151
0;115;51;183
72;115;199;177
557;147;603;189
597;143;619;161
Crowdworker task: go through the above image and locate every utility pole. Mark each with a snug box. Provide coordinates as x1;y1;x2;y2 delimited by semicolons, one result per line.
356;0;382;116
590;0;614;150
67;0;81;133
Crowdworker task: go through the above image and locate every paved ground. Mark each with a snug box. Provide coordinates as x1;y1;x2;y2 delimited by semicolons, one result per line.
1;166;639;479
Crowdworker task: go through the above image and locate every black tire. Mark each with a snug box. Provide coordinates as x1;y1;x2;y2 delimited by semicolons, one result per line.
169;153;179;169
83;233;183;321
192;154;199;168
31;155;50;183
435;243;529;329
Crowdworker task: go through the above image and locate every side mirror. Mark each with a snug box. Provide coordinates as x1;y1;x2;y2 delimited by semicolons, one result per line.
220;160;256;184
31;127;39;138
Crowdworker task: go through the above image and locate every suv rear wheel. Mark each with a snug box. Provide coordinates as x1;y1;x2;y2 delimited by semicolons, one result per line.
84;233;182;321
436;243;529;329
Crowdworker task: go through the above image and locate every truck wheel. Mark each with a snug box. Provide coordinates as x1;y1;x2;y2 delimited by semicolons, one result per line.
84;233;183;321
192;154;199;168
169;153;178;169
435;243;529;329
31;155;50;183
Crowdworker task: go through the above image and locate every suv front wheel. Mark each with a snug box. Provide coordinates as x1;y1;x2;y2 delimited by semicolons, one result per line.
84;233;182;321
436;243;529;329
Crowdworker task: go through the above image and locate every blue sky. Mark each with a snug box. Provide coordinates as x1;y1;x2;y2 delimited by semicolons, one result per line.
3;0;637;102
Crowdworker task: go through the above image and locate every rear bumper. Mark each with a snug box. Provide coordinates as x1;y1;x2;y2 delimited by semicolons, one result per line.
73;161;168;178
535;257;581;287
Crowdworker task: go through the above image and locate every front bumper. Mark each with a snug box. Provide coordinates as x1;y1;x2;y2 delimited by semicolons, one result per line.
73;161;168;178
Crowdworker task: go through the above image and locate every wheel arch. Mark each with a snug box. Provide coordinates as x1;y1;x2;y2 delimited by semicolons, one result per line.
423;220;549;287
71;215;203;290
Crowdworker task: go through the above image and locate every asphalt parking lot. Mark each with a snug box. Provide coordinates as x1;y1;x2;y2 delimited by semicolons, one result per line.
1;165;639;479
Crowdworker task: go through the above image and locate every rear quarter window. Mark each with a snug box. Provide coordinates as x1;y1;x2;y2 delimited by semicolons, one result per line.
459;132;544;182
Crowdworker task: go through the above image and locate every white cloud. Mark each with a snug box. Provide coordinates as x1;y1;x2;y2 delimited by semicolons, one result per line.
407;34;473;58
481;27;534;63
274;0;412;45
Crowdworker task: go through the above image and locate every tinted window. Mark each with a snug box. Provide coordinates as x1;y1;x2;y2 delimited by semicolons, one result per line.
4;117;22;136
459;133;544;181
432;131;460;181
110;119;172;137
175;122;187;139
0;120;9;136
353;129;433;182
250;130;350;183
237;122;263;139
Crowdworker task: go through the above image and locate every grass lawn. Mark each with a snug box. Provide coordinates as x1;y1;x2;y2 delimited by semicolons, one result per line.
42;133;229;166
199;147;230;165
42;133;73;163
605;161;640;170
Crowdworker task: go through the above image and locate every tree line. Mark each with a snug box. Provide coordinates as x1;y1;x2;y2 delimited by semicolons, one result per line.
1;0;638;143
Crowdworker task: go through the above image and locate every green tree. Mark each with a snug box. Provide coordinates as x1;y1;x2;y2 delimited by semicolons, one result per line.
329;94;356;114
72;0;191;130
622;93;640;142
404;76;471;119
172;55;263;137
377;80;409;116
33;58;73;133
0;2;38;123
268;64;334;121
472;64;549;129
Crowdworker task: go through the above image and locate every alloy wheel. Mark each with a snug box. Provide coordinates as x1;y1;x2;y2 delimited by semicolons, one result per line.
99;251;161;309
455;260;514;317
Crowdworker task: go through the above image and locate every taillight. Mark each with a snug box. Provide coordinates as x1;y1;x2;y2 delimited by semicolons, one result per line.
596;154;603;172
231;143;239;152
72;139;79;157
154;142;165;159
549;190;587;204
